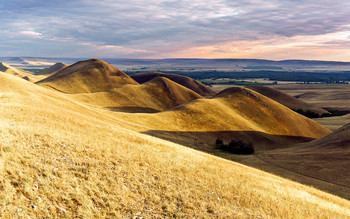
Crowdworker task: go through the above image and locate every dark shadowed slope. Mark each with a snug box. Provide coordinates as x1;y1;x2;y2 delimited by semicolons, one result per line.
36;59;138;93
37;62;69;75
131;71;216;97
260;122;350;196
299;122;350;149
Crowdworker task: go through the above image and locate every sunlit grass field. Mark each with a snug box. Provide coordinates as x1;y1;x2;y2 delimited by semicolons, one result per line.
1;72;350;218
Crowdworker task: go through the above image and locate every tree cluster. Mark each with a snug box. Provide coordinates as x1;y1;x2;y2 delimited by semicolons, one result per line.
215;139;255;155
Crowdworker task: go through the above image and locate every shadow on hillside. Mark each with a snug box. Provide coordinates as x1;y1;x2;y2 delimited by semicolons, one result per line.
143;129;350;200
107;107;160;113
142;130;314;153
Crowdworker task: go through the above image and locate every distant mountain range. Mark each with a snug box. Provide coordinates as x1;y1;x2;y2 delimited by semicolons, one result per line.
2;57;350;72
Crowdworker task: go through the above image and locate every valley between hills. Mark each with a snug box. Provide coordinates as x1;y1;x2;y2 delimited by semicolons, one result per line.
1;59;350;217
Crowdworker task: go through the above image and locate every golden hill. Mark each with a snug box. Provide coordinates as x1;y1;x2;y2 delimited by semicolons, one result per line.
37;62;69;75
131;71;216;97
70;76;204;113
116;86;330;151
36;59;138;93
0;62;44;82
247;85;328;114
1;71;349;218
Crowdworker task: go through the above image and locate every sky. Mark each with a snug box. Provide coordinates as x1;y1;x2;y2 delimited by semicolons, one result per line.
1;0;350;61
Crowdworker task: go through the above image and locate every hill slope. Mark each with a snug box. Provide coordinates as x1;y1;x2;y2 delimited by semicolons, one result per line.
315;113;350;131
0;71;349;218
131;71;216;96
260;122;350;195
304;122;350;149
247;85;328;114
36;59;138;93
116;86;330;151
37;62;69;75
70;76;204;113
0;62;44;82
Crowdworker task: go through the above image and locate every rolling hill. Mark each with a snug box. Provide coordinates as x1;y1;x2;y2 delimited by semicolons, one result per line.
131;71;216;96
1;71;349;218
259;122;350;198
70;76;204;113
114;86;330;152
0;62;44;82
37;62;69;75
315;113;350;131
36;59;138;93
272;84;350;112
305;122;350;149
247;85;328;114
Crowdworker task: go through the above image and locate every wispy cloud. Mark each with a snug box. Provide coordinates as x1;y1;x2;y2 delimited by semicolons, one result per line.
20;30;43;38
1;0;350;60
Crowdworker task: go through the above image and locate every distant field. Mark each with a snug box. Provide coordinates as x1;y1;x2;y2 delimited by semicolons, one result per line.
271;84;350;130
270;84;350;110
211;83;350;130
198;78;274;86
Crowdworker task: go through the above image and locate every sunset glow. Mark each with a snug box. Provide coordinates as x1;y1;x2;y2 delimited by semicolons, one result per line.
1;0;350;61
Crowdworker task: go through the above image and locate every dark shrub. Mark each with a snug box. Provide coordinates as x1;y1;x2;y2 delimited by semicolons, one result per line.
227;140;255;155
293;109;320;118
215;138;224;149
216;139;254;155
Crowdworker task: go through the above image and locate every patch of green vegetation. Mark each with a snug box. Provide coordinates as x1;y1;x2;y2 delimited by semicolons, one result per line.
127;70;350;83
199;78;274;86
293;109;321;118
244;66;283;70
293;108;350;118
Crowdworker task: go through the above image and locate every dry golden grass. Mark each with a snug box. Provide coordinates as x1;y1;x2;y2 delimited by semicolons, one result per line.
0;62;45;82
247;85;328;114
131;71;216;97
266;84;350;130
1;72;350;218
258;122;350;198
116;86;330;138
315;114;350;131
36;59;138;93
270;84;350;111
70;76;203;113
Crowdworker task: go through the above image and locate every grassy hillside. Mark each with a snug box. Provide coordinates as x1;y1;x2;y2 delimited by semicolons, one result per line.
113;86;330;152
1;72;350;218
36;59;138;93
70;76;203;113
315;113;350;130
246;85;328;114
0;62;45;82
37;62;69;75
259;122;350;198
271;84;350;111
131;71;216;97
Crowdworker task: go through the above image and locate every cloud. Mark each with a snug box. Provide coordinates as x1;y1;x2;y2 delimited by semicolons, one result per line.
20;30;43;38
0;0;350;60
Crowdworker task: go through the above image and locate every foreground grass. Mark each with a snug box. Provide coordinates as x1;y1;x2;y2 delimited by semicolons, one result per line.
1;74;350;217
